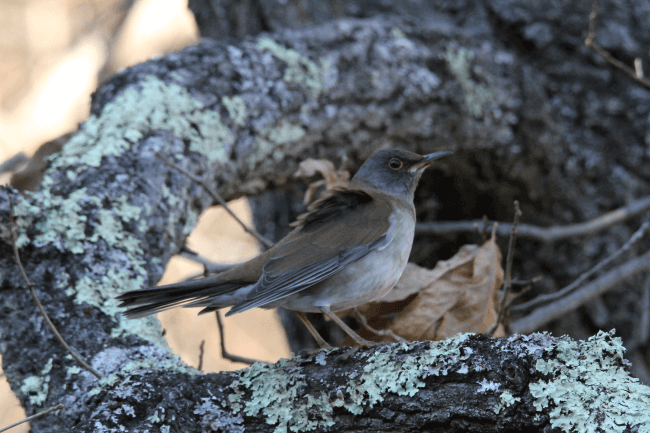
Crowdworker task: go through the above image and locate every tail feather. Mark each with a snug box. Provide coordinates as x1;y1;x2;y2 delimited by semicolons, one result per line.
117;275;245;318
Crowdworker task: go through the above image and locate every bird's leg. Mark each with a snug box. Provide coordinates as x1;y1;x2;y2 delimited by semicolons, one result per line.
293;311;333;350
320;306;383;348
352;307;408;343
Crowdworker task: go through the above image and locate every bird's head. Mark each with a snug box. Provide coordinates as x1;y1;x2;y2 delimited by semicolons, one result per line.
351;148;452;200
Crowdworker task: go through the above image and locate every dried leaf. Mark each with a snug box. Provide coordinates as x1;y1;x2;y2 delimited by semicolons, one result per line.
294;158;350;204
345;237;505;344
388;237;504;340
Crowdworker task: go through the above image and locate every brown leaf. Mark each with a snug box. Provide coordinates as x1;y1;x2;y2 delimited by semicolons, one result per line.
343;237;505;344
293;158;350;204
387;237;504;341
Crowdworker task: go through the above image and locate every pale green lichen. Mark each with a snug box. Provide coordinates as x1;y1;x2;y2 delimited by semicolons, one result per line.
256;37;329;99
250;119;306;169
88;354;196;397
3;194;40;247
391;27;407;39
228;359;334;433
494;390;520;414
222;95;247;126
529;330;650;433
20;358;53;406
445;48;493;117
47;76;233;174
67;365;82;376
148;410;162;423
344;334;471;414
69;271;168;349
29;188;96;253
224;335;472;432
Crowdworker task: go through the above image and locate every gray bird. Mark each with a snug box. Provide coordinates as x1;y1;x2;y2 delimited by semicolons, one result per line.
118;148;451;348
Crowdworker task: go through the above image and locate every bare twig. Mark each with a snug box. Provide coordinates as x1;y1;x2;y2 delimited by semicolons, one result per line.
474;215;489;243
511;276;543;287
0;152;28;175
352;308;408;343
0;404;64;433
638;273;650;345
583;297;610;328
416;195;650;242
511;221;650;312
509;250;650;334
197;340;206;371
178;247;238;274
156;152;274;249
584;0;650;89
215;311;263;365
486;201;522;336
8;195;103;379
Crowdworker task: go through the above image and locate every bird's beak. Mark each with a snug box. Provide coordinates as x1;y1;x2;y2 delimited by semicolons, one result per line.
409;150;453;172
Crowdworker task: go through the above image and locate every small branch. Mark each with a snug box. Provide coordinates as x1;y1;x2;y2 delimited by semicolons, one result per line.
511;221;650;312
352;308;408;343
0;152;28;175
509;250;650;334
197;339;206;372
0;404;64;433
638;273;650;345
215;311;262;365
511;276;543;287
178;246;238;274
584;0;650;89
8;195;103;379
486;201;522;336
156;152;274;249
416;195;650;242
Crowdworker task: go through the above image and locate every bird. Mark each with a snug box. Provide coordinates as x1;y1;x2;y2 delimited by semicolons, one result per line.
117;148;452;348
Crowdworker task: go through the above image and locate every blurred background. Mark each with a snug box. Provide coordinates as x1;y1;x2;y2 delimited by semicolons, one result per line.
0;0;290;429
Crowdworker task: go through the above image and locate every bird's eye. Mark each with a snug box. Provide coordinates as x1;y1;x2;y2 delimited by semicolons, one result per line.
388;158;403;170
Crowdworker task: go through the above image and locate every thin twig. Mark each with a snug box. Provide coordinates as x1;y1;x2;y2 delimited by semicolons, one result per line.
416;195;650;242
0;152;28;175
638;273;650;345
511;221;650;312
8;195;103;379
511;276;543;287
156;152;274;249
584;0;650;89
486;201;522;336
509;250;650;334
197;340;206;371
215;311;263;365
0;404;64;433
352;308;408;343
178;247;238;274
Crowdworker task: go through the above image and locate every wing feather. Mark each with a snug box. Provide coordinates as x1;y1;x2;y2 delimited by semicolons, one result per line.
226;188;393;315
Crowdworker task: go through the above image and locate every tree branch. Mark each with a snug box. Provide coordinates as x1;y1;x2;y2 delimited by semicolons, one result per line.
510;250;650;334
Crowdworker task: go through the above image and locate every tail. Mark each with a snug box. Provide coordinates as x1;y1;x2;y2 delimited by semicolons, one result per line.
117;274;247;319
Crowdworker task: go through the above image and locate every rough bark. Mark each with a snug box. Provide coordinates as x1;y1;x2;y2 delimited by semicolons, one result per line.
2;2;650;431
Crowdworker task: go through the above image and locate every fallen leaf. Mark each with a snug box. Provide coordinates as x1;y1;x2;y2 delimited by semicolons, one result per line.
390;236;504;340
346;236;504;343
293;158;350;204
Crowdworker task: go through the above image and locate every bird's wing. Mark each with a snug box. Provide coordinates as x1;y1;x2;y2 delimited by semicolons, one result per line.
226;188;394;315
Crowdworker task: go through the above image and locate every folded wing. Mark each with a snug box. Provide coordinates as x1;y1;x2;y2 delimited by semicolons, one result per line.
226;188;393;315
